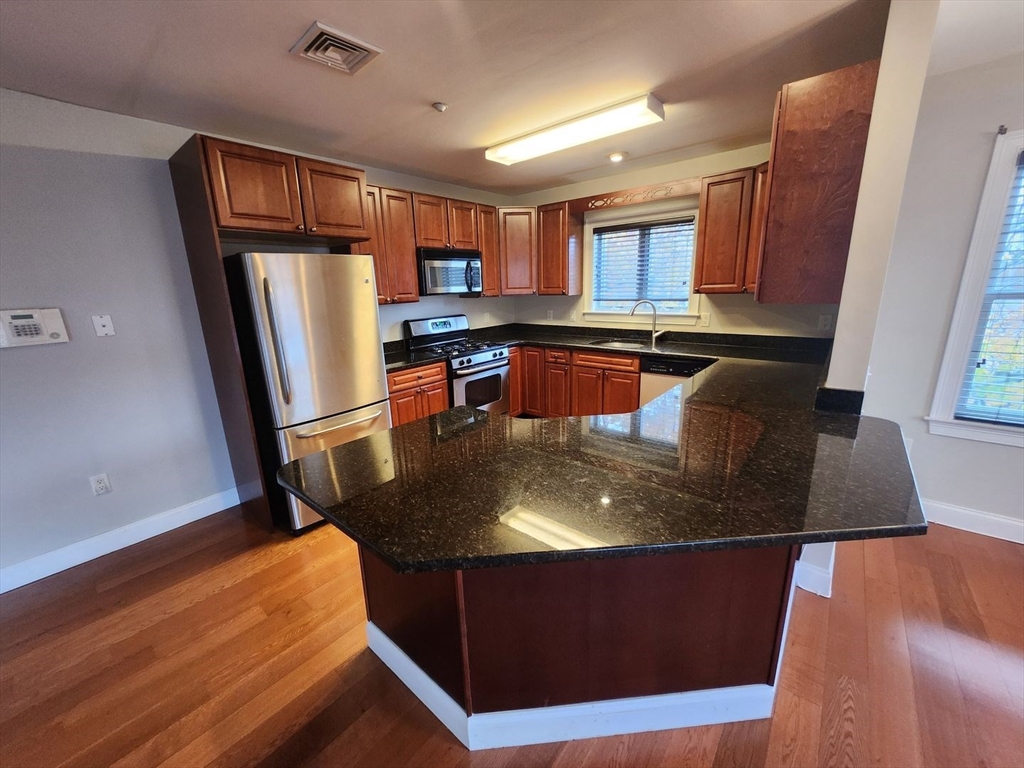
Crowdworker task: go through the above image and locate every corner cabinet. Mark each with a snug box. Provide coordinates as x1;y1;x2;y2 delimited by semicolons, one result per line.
537;202;583;296
693;169;755;294
478;205;501;297
745;162;769;293
755;58;880;304
354;187;419;304
203;137;368;240
498;207;537;295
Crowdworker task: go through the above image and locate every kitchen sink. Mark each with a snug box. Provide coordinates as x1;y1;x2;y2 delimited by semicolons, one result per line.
587;339;649;350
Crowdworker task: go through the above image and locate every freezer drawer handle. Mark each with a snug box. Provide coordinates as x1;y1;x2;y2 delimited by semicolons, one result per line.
264;278;292;405
295;410;384;439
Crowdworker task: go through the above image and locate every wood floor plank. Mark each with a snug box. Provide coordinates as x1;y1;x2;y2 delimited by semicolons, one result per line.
1;508;1021;768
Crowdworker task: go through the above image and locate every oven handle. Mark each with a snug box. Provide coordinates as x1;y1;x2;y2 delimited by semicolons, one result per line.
453;359;510;376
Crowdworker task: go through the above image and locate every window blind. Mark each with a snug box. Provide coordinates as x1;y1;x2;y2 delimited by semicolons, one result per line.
955;150;1024;427
592;217;694;314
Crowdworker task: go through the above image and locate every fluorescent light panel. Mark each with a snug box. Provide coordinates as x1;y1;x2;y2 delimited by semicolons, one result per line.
485;94;664;166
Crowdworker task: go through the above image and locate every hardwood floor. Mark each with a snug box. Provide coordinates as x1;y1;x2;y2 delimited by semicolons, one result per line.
1;510;1021;767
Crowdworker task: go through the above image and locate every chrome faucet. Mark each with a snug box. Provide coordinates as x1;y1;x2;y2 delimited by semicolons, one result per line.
628;300;666;348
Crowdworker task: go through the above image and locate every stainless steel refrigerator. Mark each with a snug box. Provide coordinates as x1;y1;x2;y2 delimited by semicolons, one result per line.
240;252;392;531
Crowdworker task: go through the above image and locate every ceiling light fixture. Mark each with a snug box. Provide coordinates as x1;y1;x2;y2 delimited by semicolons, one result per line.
485;94;664;166
608;152;627;163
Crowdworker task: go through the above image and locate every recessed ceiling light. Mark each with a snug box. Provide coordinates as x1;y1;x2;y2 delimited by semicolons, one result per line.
609;152;627;163
485;94;664;166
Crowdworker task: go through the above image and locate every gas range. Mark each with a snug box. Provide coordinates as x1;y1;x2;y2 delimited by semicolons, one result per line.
404;315;511;415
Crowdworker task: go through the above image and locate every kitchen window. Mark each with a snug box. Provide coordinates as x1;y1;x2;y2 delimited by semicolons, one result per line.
928;128;1023;446
585;201;699;321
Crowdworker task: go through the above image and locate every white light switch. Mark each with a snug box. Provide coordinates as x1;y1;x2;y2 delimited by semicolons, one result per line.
92;315;115;336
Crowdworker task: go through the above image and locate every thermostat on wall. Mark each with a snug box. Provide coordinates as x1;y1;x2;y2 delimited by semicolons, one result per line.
0;308;69;348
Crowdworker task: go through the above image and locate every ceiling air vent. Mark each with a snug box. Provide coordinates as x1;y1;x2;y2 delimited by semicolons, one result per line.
290;21;382;75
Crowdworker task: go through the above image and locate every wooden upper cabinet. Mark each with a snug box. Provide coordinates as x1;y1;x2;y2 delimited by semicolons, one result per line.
478;205;501;297
413;193;449;248
447;199;479;250
379;188;419;303
204;138;303;233
537;202;584;296
693;169;754;294
498;207;537;295
355;186;390;304
745;162;770;293
296;158;369;239
757;59;880;304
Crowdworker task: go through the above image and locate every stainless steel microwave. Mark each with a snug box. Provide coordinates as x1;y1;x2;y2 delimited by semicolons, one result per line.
419;250;482;296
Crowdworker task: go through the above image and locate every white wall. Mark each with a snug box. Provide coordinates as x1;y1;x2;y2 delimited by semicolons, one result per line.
863;52;1024;524
0;145;236;568
378;296;516;343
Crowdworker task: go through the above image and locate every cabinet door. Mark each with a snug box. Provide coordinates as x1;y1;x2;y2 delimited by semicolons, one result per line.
498;207;537;295
522;347;546;416
757;59;879;304
478;205;501;297
296;158;369;239
571;366;603;416
390;388;421;427
545;364;572;418
603;371;640;414
537;202;568;295
380;188;419;303
508;347;523;416
355;186;391;304
745;162;770;293
693;169;754;293
203;138;303;233
420;381;450;417
447;199;479;250
413;193;450;248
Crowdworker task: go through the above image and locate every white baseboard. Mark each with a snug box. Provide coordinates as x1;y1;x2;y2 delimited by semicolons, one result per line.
0;487;240;594
923;499;1024;544
795;541;835;598
366;620;776;750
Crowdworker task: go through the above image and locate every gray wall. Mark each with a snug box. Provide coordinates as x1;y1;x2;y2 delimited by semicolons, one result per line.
863;52;1024;521
0;145;235;567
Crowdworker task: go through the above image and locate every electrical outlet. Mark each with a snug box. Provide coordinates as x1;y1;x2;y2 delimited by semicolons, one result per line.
546;310;554;320
570;310;576;322
484;312;491;322
700;313;710;327
90;473;112;496
92;315;115;336
817;314;833;331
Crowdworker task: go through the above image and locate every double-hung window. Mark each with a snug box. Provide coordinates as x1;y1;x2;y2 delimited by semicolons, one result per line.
591;216;695;315
929;129;1024;446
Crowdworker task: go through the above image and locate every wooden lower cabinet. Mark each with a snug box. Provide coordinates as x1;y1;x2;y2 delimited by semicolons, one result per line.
545;363;572;417
508;347;523;416
571;366;603;416
602;370;641;414
387;362;450;427
522;347;546;416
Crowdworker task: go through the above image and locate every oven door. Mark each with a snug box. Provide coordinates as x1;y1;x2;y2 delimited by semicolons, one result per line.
452;360;509;414
421;258;482;295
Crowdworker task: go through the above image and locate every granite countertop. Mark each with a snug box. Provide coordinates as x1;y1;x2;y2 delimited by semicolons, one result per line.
280;345;926;574
383;325;832;372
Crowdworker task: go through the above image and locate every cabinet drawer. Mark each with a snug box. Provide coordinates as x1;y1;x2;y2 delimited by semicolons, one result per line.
570;351;640;372
544;348;570;363
387;362;447;393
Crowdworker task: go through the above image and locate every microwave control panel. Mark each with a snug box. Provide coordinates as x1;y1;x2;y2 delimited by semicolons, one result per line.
0;308;69;348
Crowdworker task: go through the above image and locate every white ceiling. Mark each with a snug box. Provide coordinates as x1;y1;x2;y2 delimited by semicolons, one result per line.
0;0;888;195
929;0;1024;76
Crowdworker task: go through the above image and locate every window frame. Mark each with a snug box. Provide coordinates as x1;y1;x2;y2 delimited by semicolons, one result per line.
927;128;1024;448
583;198;701;325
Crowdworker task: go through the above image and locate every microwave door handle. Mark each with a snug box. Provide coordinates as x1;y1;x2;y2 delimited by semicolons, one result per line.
465;261;472;292
263;277;291;405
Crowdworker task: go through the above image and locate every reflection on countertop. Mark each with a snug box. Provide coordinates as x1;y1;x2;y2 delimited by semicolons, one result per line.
279;349;925;573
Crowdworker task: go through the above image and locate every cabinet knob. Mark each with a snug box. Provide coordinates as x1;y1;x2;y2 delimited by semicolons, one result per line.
417;374;424;379
309;227;318;233
296;224;304;231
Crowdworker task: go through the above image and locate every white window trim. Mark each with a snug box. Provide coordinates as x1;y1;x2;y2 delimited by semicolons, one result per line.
582;197;702;325
927;128;1023;448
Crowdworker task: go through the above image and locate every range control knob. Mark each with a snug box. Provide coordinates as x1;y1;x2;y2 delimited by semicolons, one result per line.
497;350;505;357
458;359;466;367
492;352;499;358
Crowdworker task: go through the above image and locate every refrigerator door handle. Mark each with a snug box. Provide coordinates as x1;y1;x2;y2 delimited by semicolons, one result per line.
295;409;384;439
263;277;292;405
